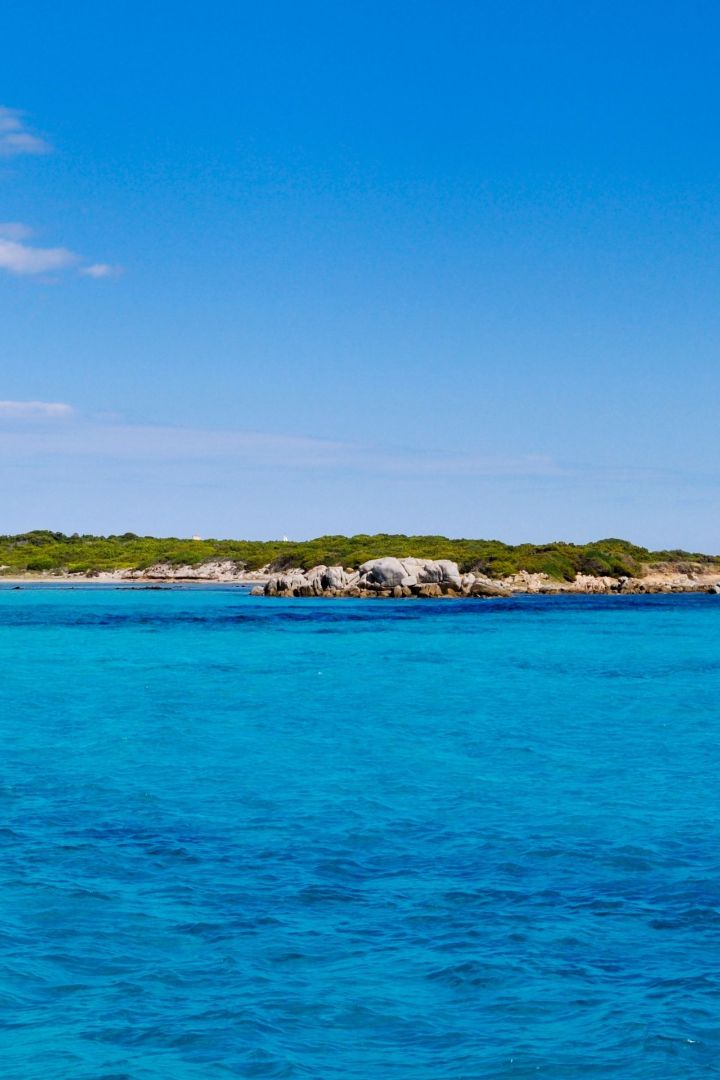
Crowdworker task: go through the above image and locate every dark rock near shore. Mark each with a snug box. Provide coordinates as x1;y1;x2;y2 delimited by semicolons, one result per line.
468;580;512;598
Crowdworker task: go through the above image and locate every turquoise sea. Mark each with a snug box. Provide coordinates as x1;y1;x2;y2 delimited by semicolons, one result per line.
1;587;718;1079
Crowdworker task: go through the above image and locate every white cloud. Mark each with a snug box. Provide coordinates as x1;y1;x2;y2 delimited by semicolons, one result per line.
0;400;74;419
80;262;123;279
0;236;79;276
0;231;119;279
0;110;116;279
0;106;51;157
0;225;116;280
0;222;82;277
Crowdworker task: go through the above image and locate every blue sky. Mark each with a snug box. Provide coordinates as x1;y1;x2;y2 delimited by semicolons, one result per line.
2;1;719;548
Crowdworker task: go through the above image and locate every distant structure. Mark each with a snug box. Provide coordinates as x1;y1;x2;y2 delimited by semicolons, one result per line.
282;535;289;542
192;535;202;541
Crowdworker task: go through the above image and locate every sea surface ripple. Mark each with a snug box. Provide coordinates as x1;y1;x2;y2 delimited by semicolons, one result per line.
0;588;718;1078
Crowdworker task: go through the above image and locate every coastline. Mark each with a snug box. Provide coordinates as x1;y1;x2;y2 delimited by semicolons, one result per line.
2;559;719;596
0;575;267;587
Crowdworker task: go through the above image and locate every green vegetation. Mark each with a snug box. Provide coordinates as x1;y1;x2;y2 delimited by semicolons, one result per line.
0;531;718;580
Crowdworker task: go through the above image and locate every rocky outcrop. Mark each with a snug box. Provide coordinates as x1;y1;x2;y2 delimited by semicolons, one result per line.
499;567;720;595
261;558;513;599
358;557;463;591
500;570;620;594
357;556;463;590
258;557;720;599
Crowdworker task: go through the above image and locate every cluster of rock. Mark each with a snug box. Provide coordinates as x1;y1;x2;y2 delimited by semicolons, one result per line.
257;558;720;598
258;557;510;598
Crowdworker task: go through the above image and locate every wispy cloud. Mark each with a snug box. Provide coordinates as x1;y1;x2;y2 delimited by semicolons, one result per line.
0;406;557;477
0;233;79;276
0;106;51;157
0;223;121;279
8;408;720;502
0;108;116;279
0;400;74;419
80;262;123;279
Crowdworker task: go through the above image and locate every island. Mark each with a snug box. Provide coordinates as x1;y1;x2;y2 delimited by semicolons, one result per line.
1;532;719;595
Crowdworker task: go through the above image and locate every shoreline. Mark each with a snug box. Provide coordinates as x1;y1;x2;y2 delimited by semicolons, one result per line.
0;575;266;587
2;555;719;597
1;570;718;596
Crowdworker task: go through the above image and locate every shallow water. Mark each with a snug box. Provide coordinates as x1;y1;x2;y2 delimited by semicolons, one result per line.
0;588;718;1078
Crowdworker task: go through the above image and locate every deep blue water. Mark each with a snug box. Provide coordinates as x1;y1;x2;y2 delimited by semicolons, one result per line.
0;587;719;1079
